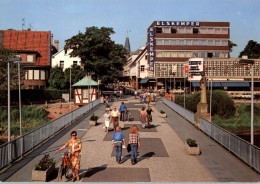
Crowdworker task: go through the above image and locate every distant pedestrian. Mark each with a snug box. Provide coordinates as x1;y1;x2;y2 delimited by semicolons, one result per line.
154;92;157;102
143;92;147;103
119;102;127;122
129;125;140;165
105;95;109;106
120;90;123;99
103;110;110;132
140;107;147;129
134;90;138;99
112;126;126;164
110;106;120;132
146;107;153;127
100;95;104;104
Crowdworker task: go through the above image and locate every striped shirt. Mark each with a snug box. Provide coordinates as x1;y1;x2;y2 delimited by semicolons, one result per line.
129;133;140;144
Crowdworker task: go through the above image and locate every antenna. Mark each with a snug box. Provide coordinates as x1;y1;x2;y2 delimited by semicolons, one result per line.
22;18;25;30
127;30;131;37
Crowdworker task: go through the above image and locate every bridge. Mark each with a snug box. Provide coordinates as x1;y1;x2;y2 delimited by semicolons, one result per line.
0;96;259;182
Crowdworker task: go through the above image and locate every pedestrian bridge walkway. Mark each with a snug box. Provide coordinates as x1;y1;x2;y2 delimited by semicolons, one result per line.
0;96;259;182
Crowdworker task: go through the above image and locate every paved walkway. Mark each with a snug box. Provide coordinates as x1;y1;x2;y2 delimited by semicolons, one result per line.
1;96;259;182
79;96;216;182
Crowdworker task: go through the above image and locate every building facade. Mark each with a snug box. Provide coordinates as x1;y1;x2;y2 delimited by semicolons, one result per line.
147;21;230;90
52;49;82;71
0;30;53;89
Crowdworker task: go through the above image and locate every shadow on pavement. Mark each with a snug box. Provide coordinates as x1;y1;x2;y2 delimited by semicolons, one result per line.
138;152;155;163
84;164;108;178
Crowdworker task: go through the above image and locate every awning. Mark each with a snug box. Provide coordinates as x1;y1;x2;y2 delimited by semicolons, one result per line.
192;82;250;87
139;79;149;84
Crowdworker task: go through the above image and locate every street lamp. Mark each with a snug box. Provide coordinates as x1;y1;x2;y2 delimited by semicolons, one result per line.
239;59;254;145
7;57;22;162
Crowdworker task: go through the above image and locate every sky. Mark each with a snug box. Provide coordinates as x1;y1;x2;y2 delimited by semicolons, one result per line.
0;0;260;58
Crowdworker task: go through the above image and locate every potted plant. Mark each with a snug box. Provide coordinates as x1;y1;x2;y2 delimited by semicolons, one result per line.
89;113;99;126
185;138;200;155
105;104;111;111
32;154;55;182
159;110;166;118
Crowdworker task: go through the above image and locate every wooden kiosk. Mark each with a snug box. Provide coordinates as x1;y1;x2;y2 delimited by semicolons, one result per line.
72;76;98;106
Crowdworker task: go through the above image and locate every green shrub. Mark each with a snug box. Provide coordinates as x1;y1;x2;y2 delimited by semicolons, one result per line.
186;138;198;147
90;114;98;121
175;90;235;118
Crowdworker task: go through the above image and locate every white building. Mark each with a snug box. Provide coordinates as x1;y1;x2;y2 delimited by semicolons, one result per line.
52;49;82;71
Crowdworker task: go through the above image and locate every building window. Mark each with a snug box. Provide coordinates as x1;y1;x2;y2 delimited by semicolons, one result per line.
162;27;171;33
28;70;33;80
186;28;192;34
215;52;220;58
208;40;214;46
193;40;199;45
34;70;39;80
60;61;64;69
178;52;185;57
178;27;186;34
164;40;170;45
156;39;163;45
156;27;162;33
193;52;199;57
83;89;88;99
25;71;28;80
141;65;145;72
172;40;178;45
215;40;221;46
208;28;215;34
171;28;177;33
200;28;208;34
73;61;77;66
186;40;192;45
179;40;185;45
171;52;178;57
215;28;221;34
200;40;207;45
200;52;207;58
145;55;148;60
222;40;228;46
41;70;46;80
193;28;199;34
208;53;213;58
27;55;34;62
186;52;193;58
156;51;162;57
222;28;228;34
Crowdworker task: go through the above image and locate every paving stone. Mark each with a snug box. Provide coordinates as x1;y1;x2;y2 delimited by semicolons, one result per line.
82;167;151;182
103;127;130;141
124;124;157;132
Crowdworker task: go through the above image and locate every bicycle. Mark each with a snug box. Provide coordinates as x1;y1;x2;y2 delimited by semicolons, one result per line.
57;152;73;182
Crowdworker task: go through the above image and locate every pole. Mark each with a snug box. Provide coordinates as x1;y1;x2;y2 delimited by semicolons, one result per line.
210;66;213;122
70;68;71;112
251;64;254;145
184;73;186;109
7;62;11;162
174;74;175;103
18;62;23;157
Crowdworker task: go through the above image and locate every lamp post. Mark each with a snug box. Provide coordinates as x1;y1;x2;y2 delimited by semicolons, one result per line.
239;59;254;145
70;67;72;112
7;57;22;162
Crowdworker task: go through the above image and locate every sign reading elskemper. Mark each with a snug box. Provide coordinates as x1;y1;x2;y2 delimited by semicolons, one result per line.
156;21;200;27
149;27;154;71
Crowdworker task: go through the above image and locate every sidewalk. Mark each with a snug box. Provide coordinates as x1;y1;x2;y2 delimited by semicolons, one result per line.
79;96;216;182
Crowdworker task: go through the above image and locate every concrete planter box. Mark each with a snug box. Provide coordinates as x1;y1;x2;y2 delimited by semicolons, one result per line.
32;163;55;182
105;107;111;111
160;113;166;118
89;120;97;126
185;143;200;155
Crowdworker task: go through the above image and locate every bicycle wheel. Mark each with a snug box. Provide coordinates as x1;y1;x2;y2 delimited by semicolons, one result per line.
57;165;63;182
64;166;73;180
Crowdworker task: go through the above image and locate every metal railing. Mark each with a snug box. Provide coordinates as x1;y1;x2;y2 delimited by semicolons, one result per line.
163;98;260;173
163;98;194;124
0;99;100;170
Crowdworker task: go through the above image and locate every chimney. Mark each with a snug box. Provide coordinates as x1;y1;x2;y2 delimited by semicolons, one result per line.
54;40;59;51
242;55;248;59
51;34;53;45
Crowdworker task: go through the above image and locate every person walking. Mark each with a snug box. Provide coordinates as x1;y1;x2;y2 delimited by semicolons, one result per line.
119;102;127;122
134;90;138;99
104;95;109;106
103;110;110;132
140;107;147;129
110;106;120;132
112;126;126;164
129;125;140;165
56;131;82;182
146;107;153;127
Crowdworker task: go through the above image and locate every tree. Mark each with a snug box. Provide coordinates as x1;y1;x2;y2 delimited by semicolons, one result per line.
64;65;86;89
64;26;127;83
229;40;237;53
239;40;260;58
0;44;23;91
48;66;66;90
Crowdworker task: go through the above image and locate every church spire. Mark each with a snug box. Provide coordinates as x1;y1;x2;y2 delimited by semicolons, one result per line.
125;31;131;53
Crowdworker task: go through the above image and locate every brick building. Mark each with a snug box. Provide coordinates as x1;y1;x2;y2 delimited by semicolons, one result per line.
0;29;54;89
147;21;230;90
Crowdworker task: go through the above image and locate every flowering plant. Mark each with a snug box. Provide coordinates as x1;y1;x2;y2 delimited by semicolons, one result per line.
186;138;198;147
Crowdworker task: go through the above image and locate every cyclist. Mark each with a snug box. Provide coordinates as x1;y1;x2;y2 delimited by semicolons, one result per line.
56;131;82;182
